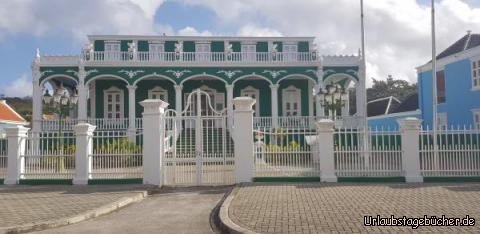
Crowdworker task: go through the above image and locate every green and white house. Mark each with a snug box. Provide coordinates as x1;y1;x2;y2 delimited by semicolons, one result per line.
31;35;366;133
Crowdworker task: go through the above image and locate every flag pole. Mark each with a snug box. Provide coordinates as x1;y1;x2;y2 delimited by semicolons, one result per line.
360;0;370;169
431;0;439;170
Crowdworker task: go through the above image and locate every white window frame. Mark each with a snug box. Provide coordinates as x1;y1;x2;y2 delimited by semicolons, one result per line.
148;86;168;101
471;58;480;90
282;85;301;117
437;112;448;130
104;41;120;61
241;43;256;61
472;109;480;130
195;42;211;61
241;86;260;116
103;86;124;119
283;43;298;61
149;43;164;61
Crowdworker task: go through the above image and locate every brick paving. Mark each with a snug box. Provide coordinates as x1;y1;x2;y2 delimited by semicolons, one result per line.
229;183;480;233
0;185;148;229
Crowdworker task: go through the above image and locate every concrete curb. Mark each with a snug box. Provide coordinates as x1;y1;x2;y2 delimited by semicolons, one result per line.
0;190;148;234
219;186;259;234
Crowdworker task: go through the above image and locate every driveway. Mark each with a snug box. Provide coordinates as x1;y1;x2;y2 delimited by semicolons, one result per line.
34;186;230;234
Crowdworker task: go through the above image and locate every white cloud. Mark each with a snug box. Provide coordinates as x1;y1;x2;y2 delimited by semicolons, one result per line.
178;26;213;36
181;0;480;84
0;0;166;43
1;73;32;97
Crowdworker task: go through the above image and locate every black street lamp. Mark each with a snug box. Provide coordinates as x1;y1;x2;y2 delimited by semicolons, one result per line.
318;84;348;119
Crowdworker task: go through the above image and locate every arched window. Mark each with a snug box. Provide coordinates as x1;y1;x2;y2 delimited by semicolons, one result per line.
282;85;301;116
103;86;124;119
241;86;260;116
148;86;168;101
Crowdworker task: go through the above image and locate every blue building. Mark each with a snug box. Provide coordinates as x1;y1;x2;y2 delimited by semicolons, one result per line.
367;94;420;129
417;32;480;129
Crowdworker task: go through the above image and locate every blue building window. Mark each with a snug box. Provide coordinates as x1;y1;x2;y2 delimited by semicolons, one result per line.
472;60;480;90
437;70;446;103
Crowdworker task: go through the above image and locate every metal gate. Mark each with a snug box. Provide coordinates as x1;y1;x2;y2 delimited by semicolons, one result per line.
163;89;235;186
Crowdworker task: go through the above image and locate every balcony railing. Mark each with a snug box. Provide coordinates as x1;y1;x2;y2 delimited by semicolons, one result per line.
253;116;366;129
82;51;319;64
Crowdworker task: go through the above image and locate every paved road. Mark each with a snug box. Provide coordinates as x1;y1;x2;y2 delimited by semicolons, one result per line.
35;186;230;234
229;183;480;233
0;185;148;230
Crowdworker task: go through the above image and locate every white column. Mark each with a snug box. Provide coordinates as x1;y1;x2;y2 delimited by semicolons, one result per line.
5;126;29;185
316;119;337;182
226;84;234;128
127;85;137;141
233;97;256;183
316;67;325;118
77;67;87;121
342;91;350;117
356;64;367;119
174;85;183;114
32;80;42;133
140;99;169;186
73;123;96;185
398;118;423;183
270;84;279;128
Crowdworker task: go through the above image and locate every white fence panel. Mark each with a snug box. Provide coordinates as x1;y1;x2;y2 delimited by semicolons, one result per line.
253;126;320;177
89;130;143;179
334;127;403;177
21;132;76;179
420;126;480;177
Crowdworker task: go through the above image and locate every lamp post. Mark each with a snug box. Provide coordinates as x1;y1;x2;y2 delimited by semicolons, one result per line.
317;84;348;120
42;83;78;172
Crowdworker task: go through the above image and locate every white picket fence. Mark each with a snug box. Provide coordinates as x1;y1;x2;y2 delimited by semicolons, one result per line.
420;126;480;177
253;127;320;177
41;118;136;131
334;127;403;177
0;137;7;179
89;130;143;179
21;132;76;179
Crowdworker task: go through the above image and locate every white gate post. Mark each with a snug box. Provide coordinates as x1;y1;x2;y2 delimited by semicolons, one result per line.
140;99;169;186
233;97;256;183
398;118;423;183
73;123;96;185
316;119;337;182
5;126;29;185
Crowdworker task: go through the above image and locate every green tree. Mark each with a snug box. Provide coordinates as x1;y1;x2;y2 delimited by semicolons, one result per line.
367;75;417;102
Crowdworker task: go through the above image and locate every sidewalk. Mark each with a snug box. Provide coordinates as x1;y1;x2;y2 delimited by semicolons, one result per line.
0;185;149;233
221;183;480;233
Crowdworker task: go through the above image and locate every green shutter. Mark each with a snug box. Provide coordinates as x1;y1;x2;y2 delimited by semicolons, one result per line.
298;41;309;52
164;41;177;52
256;42;268;52
273;41;283;52
183;41;195;52
230;42;241;52
94;40;104;51
211;41;225;52
138;41;149;52
121;40;132;52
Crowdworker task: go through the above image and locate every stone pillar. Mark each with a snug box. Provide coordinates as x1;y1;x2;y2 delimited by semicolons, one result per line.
316;119;337;182
226;84;234;128
233;97;256;183
127;85;137;142
398;118;423;183
77;66;88;121
174;85;182;114
342;91;350;117
5;126;29;185
73;123;96;185
270;84;279;128
140;99;169;186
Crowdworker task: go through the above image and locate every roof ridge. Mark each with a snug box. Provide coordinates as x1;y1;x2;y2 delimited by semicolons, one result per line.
464;31;472;51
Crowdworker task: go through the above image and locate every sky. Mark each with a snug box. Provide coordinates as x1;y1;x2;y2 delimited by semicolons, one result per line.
0;0;479;97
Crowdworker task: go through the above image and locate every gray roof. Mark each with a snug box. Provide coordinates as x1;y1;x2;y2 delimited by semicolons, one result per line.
436;33;480;60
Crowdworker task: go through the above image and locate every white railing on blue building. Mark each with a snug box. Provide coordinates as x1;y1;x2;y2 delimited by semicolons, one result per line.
420;126;480;177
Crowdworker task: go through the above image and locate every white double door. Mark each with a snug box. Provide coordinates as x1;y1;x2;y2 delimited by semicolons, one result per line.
184;88;225;128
